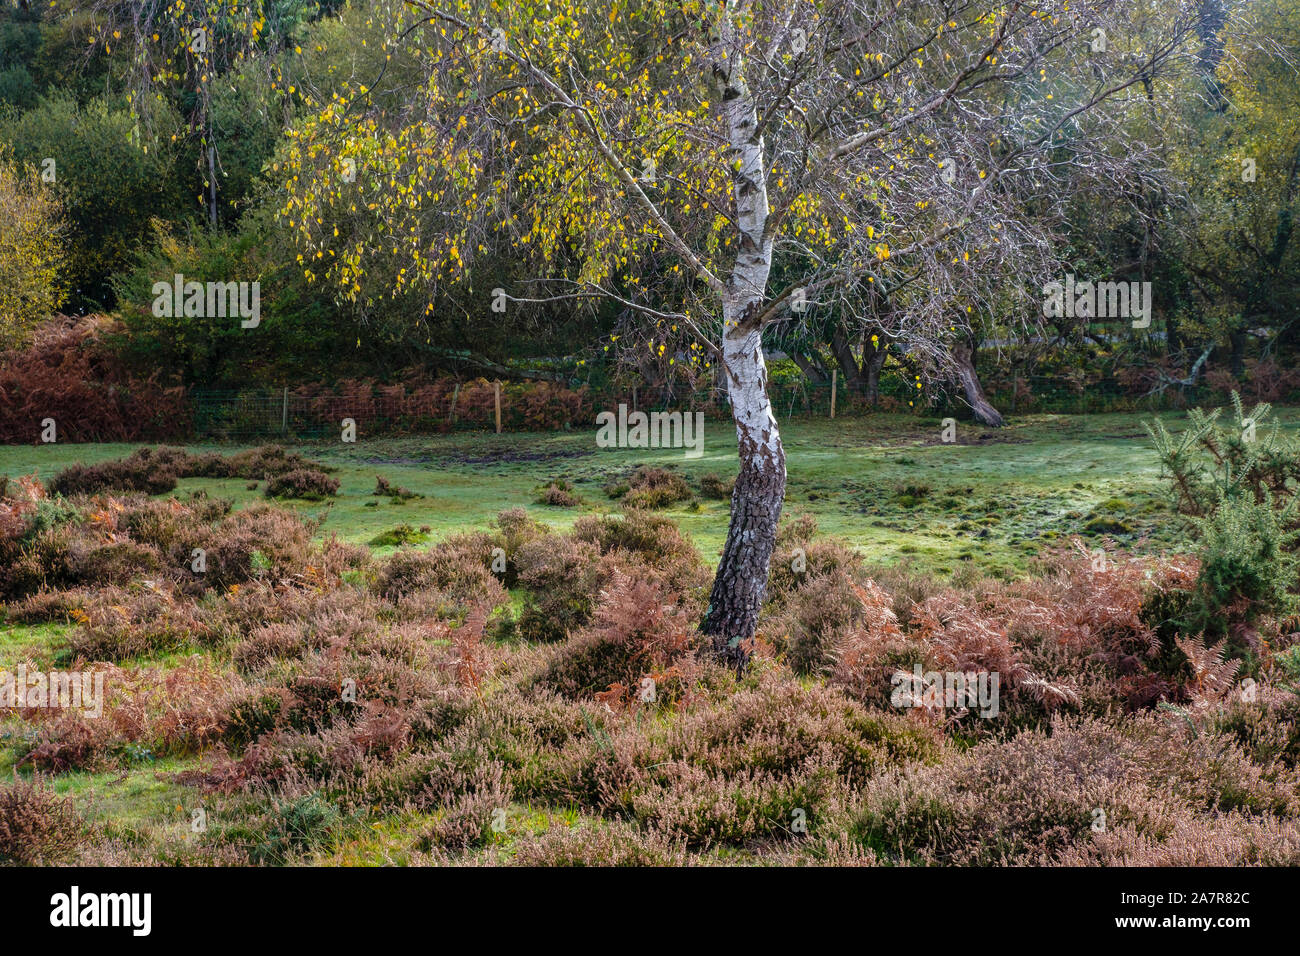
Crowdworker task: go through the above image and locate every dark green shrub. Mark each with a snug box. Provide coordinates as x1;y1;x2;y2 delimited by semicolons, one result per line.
250;794;342;865
1149;395;1300;654
0;93;184;306
1188;493;1298;652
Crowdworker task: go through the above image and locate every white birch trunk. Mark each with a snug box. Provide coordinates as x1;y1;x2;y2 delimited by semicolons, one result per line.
702;7;788;669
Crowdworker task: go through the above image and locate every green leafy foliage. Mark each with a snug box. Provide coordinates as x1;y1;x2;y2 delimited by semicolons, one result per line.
0;94;184;307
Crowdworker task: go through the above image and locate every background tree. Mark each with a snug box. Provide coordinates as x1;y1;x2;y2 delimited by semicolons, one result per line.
0;146;67;346
67;0;315;228
1165;0;1300;374
0;94;183;307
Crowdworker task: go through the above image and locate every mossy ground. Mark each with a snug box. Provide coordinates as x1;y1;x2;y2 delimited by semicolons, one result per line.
2;409;1263;576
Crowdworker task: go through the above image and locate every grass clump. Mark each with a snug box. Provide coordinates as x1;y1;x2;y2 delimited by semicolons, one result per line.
368;524;431;548
374;475;421;501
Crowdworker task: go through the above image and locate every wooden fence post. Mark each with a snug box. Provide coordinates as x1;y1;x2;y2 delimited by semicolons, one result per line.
450;383;460;424
830;369;837;419
494;380;502;434
282;387;289;435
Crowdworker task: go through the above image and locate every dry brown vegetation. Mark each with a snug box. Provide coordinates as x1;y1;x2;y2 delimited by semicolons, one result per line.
2;471;1300;866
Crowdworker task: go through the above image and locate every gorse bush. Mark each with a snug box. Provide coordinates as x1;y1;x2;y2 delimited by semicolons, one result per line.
1147;393;1300;518
1189;491;1298;651
1149;394;1300;655
251;794;343;865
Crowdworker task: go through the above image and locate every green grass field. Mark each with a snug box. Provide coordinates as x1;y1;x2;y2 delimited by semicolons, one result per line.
0;407;1273;578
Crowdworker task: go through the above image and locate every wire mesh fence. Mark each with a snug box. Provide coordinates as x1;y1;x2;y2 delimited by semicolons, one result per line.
191;388;401;441
187;373;1221;441
763;375;1221;421
984;376;1219;416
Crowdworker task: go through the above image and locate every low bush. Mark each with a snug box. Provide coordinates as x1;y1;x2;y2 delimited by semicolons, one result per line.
49;445;334;497
18;663;239;772
571;509;709;600
535;479;580;507
189;506;317;591
50;450;180;496
533;574;700;706
698;472;735;500
0;778;82;864
63;584;211;661
374;533;508;617
615;466;694;509
513;535;609;642
264;469;340;501
250;794;343;865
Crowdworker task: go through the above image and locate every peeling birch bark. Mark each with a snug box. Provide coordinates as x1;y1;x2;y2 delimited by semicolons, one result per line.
701;14;787;671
